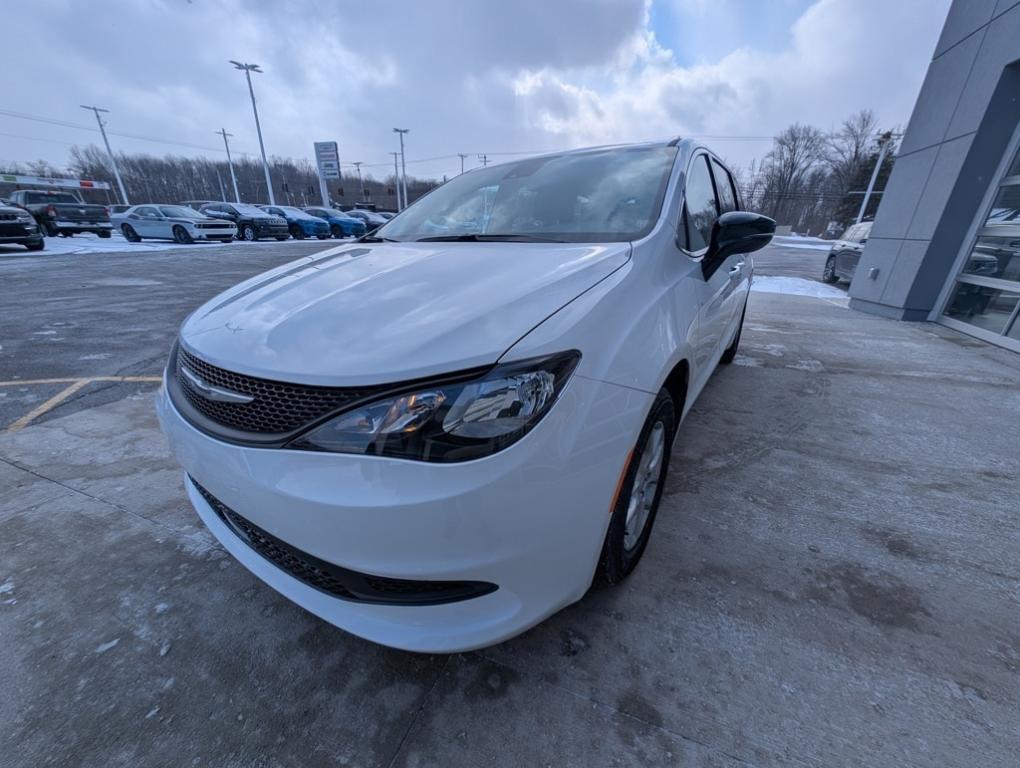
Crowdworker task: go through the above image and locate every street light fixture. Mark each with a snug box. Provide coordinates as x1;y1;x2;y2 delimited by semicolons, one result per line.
229;60;275;205
393;128;409;211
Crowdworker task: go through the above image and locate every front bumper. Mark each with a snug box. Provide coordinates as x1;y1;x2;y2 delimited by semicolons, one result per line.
156;371;650;652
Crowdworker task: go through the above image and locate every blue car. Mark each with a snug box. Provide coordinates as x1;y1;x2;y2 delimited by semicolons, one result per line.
303;206;367;238
260;205;331;240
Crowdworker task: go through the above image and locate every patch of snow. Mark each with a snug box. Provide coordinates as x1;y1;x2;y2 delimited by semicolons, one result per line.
0;581;13;594
94;638;120;654
752;275;847;299
771;235;832;251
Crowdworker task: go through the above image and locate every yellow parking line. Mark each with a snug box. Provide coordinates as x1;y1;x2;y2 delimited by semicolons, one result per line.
4;379;90;434
0;375;162;387
1;375;163;433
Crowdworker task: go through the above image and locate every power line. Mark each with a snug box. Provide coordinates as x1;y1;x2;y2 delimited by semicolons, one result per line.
0;107;243;154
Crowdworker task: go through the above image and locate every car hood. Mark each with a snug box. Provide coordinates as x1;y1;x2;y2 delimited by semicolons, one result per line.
180;240;630;386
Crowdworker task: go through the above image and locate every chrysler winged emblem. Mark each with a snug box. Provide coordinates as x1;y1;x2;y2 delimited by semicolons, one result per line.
181;367;254;404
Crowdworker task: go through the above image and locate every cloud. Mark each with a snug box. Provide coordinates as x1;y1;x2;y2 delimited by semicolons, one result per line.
3;0;948;180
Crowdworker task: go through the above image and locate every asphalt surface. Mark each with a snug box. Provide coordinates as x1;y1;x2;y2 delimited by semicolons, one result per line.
6;235;1018;767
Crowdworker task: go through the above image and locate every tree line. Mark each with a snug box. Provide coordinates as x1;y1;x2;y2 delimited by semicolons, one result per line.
3;108;894;233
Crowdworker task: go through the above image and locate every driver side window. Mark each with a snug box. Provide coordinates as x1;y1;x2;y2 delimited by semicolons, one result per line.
682;155;719;253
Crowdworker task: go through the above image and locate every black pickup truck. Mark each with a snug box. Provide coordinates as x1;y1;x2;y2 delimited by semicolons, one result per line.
7;190;113;238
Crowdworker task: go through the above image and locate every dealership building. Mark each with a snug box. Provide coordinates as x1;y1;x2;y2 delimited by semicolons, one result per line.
849;0;1020;352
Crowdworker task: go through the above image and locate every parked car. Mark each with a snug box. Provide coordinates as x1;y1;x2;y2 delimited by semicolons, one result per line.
117;204;238;244
109;204;131;216
822;221;871;283
199;202;289;241
342;208;388;232
157;140;773;652
259;205;331;240
7;190;112;238
303;206;367;238
0;199;44;251
376;212;395;221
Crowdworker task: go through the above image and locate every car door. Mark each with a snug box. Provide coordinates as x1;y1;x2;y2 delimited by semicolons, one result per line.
133;206;162;237
842;222;870;279
678;153;730;377
834;224;859;278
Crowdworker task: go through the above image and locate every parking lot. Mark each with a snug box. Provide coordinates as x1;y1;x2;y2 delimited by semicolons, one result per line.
2;236;1019;767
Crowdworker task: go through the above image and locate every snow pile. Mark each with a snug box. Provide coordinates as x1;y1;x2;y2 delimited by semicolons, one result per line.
770;235;832;251
751;275;847;299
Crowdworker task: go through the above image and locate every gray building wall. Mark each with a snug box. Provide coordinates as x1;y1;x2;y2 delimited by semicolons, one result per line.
849;0;1020;320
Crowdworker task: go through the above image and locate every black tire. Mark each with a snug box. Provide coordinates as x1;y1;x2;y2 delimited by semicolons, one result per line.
240;224;256;241
37;219;55;237
719;303;746;365
172;225;193;244
596;388;677;586
316;233;331;240
26;240;45;252
290;225;305;240
59;232;72;238
330;225;343;239
98;230;112;239
121;224;141;243
822;255;839;284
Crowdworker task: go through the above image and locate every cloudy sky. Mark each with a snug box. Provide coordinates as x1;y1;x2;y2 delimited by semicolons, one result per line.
4;0;950;181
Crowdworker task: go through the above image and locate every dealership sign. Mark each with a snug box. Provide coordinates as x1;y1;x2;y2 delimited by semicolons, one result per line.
314;141;340;180
1;173;112;191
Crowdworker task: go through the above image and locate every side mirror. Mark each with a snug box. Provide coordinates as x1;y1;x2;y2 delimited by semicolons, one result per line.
707;211;776;262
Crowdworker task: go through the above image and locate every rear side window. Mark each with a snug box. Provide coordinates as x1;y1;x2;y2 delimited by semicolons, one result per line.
842;224;861;242
684;155;718;252
711;160;738;213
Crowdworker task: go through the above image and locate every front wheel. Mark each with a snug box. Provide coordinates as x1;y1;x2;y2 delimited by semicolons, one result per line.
597;388;676;585
97;230;112;239
290;225;305;240
822;255;839;284
240;224;256;241
121;224;141;243
330;225;343;239
172;225;193;244
26;240;45;252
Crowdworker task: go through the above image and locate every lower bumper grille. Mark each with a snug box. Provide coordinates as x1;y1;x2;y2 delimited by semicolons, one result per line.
191;478;497;606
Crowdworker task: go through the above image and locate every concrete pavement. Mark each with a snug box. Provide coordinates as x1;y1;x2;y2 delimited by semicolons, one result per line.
2;240;1019;766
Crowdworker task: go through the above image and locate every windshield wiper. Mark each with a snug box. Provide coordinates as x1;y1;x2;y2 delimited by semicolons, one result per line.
415;233;568;243
359;234;400;242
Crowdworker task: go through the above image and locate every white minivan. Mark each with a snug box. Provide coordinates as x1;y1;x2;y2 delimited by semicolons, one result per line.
157;140;774;652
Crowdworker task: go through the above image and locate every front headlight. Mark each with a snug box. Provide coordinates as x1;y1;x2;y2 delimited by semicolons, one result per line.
289;351;580;462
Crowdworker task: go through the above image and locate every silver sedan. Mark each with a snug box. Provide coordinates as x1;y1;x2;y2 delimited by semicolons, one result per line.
115;204;238;244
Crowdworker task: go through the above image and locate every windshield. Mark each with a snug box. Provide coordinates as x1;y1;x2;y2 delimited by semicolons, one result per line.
25;192;81;204
234;203;270;216
279;206;315;220
159;205;203;219
378;145;677;243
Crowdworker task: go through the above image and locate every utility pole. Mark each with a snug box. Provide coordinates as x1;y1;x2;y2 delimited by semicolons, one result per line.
477;153;489;167
390;152;402;210
393;128;409;210
230;60;275;204
215;166;227;201
856;131;894;224
216;128;241;202
352;162;364;200
80;105;128;204
458;153;468;174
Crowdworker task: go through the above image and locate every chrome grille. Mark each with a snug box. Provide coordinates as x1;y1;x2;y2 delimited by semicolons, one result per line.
174;346;367;435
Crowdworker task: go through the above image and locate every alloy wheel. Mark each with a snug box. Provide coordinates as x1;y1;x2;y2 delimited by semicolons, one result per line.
624;421;665;550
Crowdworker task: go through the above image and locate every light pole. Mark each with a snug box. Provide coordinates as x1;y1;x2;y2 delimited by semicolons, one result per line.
393;128;409;211
458;153;468;174
352;161;364;200
390;152;402;210
229;60;275;205
80;105;128;204
216;128;241;202
856;131;894;224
